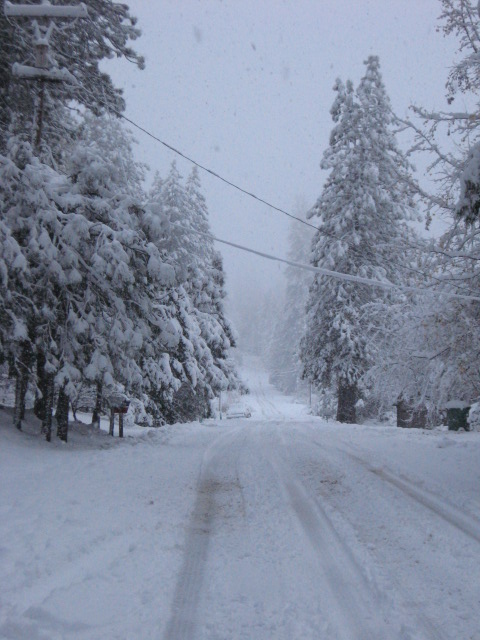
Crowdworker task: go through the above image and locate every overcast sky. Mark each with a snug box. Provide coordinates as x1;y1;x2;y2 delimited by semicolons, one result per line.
105;0;459;321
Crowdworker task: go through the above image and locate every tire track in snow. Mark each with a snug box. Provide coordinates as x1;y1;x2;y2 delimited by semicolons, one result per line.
201;427;342;639
252;377;285;421
162;475;215;640
346;452;480;545
296;429;480;546
162;428;244;640
286;431;457;640
264;435;390;640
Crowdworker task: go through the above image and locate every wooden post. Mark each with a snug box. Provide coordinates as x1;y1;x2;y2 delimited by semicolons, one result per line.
119;412;124;438
109;408;115;436
34;78;45;151
5;2;88;151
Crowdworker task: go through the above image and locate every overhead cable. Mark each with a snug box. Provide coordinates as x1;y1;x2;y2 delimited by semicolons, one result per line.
109;108;320;233
184;225;480;303
107;104;432;282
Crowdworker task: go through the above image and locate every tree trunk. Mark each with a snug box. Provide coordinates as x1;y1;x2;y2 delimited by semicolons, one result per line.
41;373;55;442
91;380;103;428
19;366;29;420
56;384;69;442
13;374;23;431
34;351;47;421
336;379;357;423
13;341;33;430
109;408;115;436
396;398;412;428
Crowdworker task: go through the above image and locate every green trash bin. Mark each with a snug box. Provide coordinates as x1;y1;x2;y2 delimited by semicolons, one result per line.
445;401;471;431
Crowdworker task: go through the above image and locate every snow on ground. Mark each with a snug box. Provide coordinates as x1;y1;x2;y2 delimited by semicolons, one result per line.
1;359;480;639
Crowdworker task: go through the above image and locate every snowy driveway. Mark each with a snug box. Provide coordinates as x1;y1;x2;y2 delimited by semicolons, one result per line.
1;381;480;639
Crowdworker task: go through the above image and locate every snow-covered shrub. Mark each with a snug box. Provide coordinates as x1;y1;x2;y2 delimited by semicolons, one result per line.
313;388;337;420
125;398;153;428
467;402;480;432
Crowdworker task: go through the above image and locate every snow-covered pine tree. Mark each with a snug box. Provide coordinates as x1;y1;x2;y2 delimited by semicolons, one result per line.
1;0;148;438
0;114;188;440
0;142;36;431
146;163;241;421
75;113;148;199
184;167;214;268
0;137;90;439
146;162;215;421
153;161;196;274
64;115;189;429
185;167;240;396
300;58;416;423
268;201;313;394
1;3;212;436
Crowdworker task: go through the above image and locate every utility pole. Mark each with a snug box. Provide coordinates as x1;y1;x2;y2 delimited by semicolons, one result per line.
4;0;88;151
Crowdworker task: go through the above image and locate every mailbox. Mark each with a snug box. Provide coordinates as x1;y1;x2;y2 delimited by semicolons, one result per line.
108;394;130;437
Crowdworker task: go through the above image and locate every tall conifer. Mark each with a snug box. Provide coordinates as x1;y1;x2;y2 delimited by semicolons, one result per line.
301;58;416;422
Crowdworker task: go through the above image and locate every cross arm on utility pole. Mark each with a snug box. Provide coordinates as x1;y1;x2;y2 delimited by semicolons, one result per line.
4;1;88;19
12;62;77;83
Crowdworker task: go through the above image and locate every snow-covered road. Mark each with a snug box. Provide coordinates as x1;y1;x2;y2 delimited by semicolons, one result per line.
1;363;480;639
175;422;392;640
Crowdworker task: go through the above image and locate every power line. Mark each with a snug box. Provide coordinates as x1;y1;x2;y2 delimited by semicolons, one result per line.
185;225;480;303
84;103;480;302
112;107;440;285
109;108;320;234
108;106;480;302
